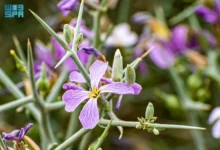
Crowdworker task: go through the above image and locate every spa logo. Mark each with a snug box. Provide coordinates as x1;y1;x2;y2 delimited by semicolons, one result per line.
4;4;24;18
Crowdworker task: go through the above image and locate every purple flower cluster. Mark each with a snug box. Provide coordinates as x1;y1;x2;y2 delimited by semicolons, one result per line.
2;123;33;147
136;24;216;69
195;0;220;24
62;60;141;129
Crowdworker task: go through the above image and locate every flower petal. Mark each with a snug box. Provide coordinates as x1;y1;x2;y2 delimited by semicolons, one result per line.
90;60;108;87
212;120;220;138
100;82;134;95
79;98;99;129
18;128;25;141
130;83;142;95
116;95;123;110
23;123;33;135
63;82;84;90
208;107;220;124
195;5;217;24
69;71;86;83
3;130;20;141
62;90;90;112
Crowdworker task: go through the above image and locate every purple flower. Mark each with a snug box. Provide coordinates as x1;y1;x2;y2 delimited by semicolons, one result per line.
51;36;91;71
195;0;220;24
62;60;137;129
208;107;220;138
57;0;78;16
148;40;175;69
2;123;33;146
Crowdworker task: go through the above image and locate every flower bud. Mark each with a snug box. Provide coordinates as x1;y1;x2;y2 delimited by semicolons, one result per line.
10;50;26;72
112;49;123;81
145;102;154;121
36;63;50;91
187;74;202;90
153;128;159;135
125;64;136;84
196;88;211;102
76;33;83;44
63;24;72;44
154;89;180;109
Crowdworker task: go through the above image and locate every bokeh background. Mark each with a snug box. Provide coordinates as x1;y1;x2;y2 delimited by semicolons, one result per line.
0;0;220;150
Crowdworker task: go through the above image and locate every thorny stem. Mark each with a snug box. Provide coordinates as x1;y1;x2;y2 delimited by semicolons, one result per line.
0;96;33;113
0;68;40;121
99;119;205;130
27;40;55;146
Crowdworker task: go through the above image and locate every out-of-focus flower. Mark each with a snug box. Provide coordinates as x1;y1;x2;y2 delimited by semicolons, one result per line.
57;0;78;16
132;12;152;24
195;0;220;24
34;40;56;73
62;60;136;129
135;23;216;69
105;23;138;47
70;19;94;39
208;107;220;138
51;34;98;71
148;40;175;69
2;123;33;147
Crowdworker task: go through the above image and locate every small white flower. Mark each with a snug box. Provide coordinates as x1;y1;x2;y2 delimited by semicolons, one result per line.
105;23;138;47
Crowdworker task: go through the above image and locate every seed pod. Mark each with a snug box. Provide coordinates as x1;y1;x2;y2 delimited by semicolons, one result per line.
112;49;123;81
145;102;154;121
76;33;83;44
36;63;50;91
125;64;136;84
63;24;72;44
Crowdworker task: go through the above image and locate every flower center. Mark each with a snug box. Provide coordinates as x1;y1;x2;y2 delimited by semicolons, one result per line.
89;87;101;98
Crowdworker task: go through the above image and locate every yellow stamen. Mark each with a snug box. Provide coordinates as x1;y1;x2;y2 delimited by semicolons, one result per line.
89;87;101;98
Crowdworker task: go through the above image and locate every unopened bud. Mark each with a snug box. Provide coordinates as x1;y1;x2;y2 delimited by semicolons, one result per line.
153;128;159;135
10;50;26;72
145;102;154;121
125;64;136;84
187;74;202;90
63;24;72;44
155;89;180;109
76;33;83;44
196;88;211;102
36;63;50;91
131;58;142;70
112;49;123;81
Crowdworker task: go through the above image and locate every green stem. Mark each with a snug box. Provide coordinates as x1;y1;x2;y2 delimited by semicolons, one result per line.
54;128;90;150
0;68;40;121
46;69;68;103
65;106;81;150
28;40;55;146
94;120;112;150
168;67;206;150
12;35;26;63
78;131;92;150
0;96;33;113
99;119;205;130
45;101;65;111
169;1;199;25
